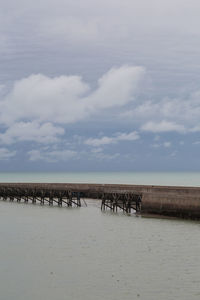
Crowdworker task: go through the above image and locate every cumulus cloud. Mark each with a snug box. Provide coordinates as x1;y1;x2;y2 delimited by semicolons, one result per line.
85;131;139;147
0;65;145;126
0;66;144;145
0;148;16;160
0;122;64;144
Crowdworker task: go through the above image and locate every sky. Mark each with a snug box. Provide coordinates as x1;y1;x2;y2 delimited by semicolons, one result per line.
1;0;200;171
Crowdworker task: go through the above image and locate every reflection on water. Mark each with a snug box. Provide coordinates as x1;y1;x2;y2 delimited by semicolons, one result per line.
0;199;200;300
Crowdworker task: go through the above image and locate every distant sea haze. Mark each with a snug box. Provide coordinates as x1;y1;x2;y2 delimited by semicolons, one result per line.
0;172;200;187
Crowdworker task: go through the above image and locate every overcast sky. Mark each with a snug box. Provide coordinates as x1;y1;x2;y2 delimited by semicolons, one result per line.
1;0;200;171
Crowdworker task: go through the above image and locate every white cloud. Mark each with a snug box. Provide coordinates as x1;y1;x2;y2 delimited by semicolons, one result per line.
28;149;77;162
87;66;144;110
85;131;139;147
123;91;200;134
141;121;186;133
86;136;113;147
0;148;16;160
0;66;145;126
0;122;64;144
115;131;140;141
0;66;144;145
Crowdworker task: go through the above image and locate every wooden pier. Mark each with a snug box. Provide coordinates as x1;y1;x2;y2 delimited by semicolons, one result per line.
101;192;142;213
0;186;82;207
0;183;142;213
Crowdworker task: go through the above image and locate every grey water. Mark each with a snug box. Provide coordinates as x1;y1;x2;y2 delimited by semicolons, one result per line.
1;172;200;299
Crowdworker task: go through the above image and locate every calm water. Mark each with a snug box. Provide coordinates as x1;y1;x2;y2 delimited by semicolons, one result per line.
1;172;200;299
1;171;200;186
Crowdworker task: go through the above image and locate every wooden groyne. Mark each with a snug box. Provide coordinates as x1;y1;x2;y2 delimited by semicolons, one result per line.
1;183;200;218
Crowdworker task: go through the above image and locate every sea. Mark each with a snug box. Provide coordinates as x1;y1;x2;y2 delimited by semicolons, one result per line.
0;172;200;300
0;171;200;186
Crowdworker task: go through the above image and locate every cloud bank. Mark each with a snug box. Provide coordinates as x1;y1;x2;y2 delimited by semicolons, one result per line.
124;92;200;133
0;65;145;144
1;64;200;152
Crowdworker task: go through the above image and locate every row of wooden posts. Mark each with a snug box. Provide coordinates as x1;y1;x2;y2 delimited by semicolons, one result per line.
101;193;142;213
0;188;81;207
0;187;142;213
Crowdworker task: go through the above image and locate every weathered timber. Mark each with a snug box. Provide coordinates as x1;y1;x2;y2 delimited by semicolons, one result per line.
0;184;83;208
101;193;141;213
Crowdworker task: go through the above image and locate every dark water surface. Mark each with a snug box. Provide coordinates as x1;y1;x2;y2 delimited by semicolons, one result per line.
0;199;200;300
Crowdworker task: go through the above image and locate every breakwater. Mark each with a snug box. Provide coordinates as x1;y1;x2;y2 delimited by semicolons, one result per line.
1;183;200;219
